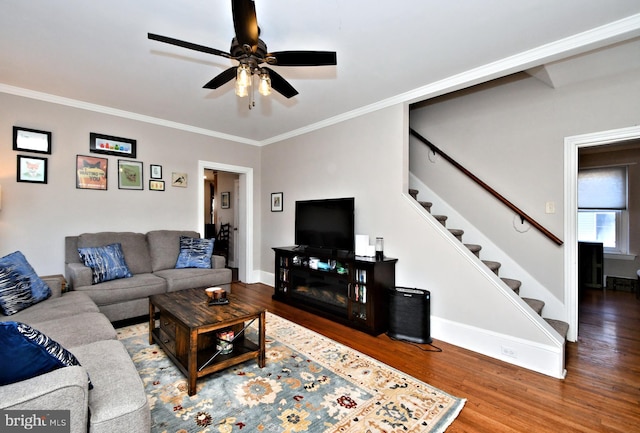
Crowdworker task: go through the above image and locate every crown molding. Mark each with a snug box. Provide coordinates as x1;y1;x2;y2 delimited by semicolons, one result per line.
2;13;639;147
0;83;261;146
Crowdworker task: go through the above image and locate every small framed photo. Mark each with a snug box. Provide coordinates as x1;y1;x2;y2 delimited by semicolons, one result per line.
171;172;188;187
221;192;230;209
13;127;51;154
17;155;47;183
76;155;108;190
149;180;165;191
118;160;143;190
271;192;283;212
150;164;162;179
90;132;137;158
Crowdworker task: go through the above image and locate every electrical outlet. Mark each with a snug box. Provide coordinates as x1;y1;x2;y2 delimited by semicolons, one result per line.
545;201;555;214
501;345;518;358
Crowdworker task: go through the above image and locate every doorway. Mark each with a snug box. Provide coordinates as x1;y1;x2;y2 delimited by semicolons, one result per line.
564;125;640;341
198;160;255;284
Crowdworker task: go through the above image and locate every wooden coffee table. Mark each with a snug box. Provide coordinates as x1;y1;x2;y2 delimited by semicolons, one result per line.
149;289;266;396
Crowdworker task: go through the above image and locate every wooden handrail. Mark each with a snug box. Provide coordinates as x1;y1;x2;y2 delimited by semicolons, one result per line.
410;128;563;246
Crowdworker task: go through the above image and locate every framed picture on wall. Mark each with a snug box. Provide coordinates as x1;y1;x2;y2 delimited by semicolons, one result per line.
271;192;283;212
221;192;230;209
150;164;162;179
76;155;107;190
118;160;143;190
17;155;47;183
13;127;52;154
90;132;137;158
149;180;165;191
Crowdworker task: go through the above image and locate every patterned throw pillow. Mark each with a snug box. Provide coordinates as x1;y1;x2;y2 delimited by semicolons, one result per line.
78;243;132;284
0;267;34;315
0;321;92;389
0;251;51;303
175;236;214;269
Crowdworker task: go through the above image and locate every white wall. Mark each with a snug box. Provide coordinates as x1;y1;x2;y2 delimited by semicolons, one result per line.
259;105;564;377
409;68;640;302
0;92;261;276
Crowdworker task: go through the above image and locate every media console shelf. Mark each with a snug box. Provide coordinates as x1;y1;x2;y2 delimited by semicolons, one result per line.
272;246;397;335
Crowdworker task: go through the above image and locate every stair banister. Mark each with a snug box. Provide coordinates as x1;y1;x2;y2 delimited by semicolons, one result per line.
410;128;563;246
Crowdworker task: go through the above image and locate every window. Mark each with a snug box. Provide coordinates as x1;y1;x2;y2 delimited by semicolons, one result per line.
577;166;628;253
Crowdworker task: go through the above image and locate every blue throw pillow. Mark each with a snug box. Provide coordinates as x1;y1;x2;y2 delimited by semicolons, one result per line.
0;267;34;315
0;321;92;389
0;251;51;304
78;243;132;284
175;236;214;269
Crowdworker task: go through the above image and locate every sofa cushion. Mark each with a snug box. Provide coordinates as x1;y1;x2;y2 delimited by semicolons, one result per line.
73;273;167;306
71;340;150;433
154;267;232;292
0;251;51;304
0;291;100;325
175;236;214;269
78;232;152;275
0;321;90;389
147;230;201;271
78;243;133;284
0;267;34;315
29;312;117;348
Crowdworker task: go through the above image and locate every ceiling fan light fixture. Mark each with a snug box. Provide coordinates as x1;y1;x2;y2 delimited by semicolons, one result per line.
258;70;271;96
235;63;251;97
236;63;251;87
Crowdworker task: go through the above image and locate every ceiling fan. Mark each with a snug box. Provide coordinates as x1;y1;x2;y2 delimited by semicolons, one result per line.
148;0;337;102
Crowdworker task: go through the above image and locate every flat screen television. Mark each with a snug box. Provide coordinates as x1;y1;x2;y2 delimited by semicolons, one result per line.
295;197;355;252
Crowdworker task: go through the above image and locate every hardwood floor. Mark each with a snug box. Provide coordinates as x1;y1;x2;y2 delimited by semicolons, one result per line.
230;282;640;433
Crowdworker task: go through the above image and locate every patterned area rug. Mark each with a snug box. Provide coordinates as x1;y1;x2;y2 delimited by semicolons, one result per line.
117;313;465;433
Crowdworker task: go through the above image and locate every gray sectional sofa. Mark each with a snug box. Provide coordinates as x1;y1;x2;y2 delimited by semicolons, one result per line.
65;230;232;322
0;276;150;433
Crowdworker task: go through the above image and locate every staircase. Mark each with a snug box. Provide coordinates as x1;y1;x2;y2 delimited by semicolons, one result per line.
409;188;570;342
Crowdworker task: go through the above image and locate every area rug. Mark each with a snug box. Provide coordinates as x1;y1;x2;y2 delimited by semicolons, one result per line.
117;313;465;433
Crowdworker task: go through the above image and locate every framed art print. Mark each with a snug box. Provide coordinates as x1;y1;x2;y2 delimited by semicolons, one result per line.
221;191;230;209
76;155;107;190
149;180;165;191
90;132;137;158
13;127;51;154
118;160;143;190
271;192;283;212
17;155;47;183
171;172;188;187
150;164;162;179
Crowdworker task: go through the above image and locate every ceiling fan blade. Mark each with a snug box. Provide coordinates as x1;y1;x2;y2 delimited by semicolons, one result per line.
263;67;298;98
203;67;237;89
148;33;232;59
231;0;259;52
268;51;337;66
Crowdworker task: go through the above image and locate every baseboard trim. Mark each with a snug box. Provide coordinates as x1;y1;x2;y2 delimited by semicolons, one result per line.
431;316;565;379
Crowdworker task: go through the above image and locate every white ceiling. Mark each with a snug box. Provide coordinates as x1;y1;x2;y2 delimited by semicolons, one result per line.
1;1;640;145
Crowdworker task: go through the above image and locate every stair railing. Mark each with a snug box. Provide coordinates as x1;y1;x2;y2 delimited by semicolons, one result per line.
410;128;563;246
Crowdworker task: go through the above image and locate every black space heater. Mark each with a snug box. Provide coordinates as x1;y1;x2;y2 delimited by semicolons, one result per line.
387;287;432;344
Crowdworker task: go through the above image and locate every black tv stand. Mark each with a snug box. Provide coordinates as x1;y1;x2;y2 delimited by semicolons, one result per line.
294;245;354;259
273;246;397;335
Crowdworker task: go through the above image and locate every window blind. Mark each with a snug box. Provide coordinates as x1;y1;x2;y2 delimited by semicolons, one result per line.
578;166;627;209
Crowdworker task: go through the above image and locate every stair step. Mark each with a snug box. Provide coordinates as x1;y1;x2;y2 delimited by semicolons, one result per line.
482;260;501;275
523;297;545;315
501;277;521;295
409;189;419;200
448;228;464;241
465;243;482;258
434;215;447;226
419;201;432;212
545;318;570;340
